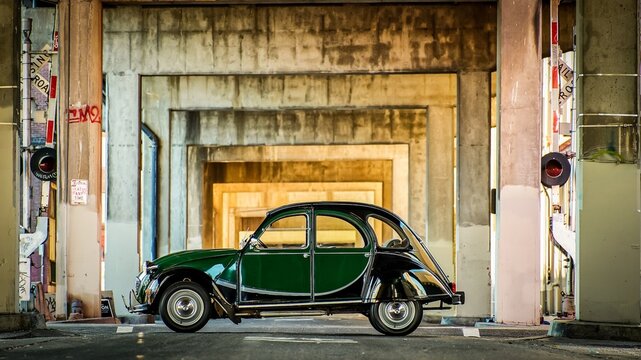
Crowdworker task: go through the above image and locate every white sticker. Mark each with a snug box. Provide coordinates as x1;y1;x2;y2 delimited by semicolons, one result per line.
70;179;89;205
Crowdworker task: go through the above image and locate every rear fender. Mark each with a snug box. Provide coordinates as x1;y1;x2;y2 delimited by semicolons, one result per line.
364;272;428;302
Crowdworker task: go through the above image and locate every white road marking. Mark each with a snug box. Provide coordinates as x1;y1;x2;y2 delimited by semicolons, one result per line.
116;326;134;334
244;336;358;344
462;327;480;337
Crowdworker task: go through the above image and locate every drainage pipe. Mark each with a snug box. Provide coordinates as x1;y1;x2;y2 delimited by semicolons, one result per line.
141;123;158;260
21;18;32;232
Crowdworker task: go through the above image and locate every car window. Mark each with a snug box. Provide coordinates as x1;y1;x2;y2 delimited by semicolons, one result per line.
316;215;365;248
367;215;409;249
258;214;308;249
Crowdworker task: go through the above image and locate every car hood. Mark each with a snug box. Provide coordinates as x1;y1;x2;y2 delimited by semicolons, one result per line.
150;249;239;271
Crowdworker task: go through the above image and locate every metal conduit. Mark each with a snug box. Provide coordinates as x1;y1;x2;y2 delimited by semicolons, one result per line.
141;123;159;260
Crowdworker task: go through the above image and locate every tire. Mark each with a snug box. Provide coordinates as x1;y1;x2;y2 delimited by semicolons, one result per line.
368;300;423;336
159;281;211;333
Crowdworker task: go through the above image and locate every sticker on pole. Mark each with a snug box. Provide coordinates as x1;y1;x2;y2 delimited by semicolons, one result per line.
71;179;89;205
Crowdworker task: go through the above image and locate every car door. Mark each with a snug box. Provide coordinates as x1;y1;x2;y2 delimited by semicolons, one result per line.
313;210;372;301
238;210;311;303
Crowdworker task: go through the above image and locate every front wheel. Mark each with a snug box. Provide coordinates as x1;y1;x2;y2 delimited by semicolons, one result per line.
368;300;423;336
159;281;211;333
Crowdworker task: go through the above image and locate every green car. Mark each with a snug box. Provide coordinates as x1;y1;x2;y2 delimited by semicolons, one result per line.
128;202;464;336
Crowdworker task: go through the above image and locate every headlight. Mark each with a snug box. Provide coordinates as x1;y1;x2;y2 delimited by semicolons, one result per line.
144;260;158;274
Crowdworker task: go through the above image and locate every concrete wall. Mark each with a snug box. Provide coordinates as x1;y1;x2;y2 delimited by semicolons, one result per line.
170;108;424;250
104;4;496;315
575;0;640;324
139;74;454;269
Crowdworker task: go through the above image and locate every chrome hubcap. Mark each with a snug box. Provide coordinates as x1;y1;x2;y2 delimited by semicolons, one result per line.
378;301;415;329
166;289;204;327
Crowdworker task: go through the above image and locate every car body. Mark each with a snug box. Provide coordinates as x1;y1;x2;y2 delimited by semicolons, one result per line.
128;201;464;336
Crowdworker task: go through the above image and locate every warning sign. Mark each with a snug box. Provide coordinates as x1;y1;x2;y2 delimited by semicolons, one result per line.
558;58;574;107
71;179;89;205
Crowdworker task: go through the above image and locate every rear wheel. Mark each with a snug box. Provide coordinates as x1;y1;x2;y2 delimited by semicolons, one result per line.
159;281;211;333
369;300;422;336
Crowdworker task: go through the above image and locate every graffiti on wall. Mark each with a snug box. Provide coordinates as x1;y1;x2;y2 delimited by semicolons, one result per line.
45;293;56;316
67;104;101;124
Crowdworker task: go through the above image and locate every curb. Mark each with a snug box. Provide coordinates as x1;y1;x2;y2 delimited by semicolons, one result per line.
549;320;641;342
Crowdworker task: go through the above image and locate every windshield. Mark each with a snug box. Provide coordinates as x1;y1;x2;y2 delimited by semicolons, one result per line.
400;222;449;281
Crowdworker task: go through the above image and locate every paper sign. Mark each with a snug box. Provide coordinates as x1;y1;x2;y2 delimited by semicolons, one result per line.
71;179;89;205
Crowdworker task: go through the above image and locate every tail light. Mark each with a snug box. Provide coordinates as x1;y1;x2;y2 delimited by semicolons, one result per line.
449;282;456;293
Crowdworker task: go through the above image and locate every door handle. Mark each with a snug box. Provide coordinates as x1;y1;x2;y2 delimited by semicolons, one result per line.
364;253;371;258
303;253;310;258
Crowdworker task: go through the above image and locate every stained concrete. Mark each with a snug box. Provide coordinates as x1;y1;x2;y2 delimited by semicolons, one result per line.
496;0;542;325
104;4;497;74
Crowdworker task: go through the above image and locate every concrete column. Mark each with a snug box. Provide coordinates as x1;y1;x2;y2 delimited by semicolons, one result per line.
456;72;491;318
104;73;140;316
575;0;640;324
496;0;542;324
0;0;19;315
57;0;102;318
427;106;455;278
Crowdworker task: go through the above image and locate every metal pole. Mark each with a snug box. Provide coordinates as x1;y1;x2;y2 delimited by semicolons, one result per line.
21;18;32;232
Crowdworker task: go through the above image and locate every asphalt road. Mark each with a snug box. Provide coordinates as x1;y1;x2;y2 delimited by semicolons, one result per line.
1;316;640;360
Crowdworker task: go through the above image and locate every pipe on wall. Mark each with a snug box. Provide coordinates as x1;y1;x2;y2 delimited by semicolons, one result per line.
21;18;32;232
141;123;158;260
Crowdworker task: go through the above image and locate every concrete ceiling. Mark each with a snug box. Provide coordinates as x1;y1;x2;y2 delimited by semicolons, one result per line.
101;0;497;5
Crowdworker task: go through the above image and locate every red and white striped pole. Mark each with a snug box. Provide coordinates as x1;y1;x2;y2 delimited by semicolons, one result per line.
45;31;58;148
550;0;560;153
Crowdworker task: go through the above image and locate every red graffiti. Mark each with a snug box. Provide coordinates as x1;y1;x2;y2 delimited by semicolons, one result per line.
67;104;101;124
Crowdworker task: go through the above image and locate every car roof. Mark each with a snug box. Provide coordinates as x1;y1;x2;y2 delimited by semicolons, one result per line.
266;201;403;223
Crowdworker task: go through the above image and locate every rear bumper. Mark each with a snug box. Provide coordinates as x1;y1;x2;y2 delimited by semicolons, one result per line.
451;291;465;305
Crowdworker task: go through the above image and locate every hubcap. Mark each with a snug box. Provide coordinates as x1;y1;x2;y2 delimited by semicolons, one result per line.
378;301;415;330
166;289;204;327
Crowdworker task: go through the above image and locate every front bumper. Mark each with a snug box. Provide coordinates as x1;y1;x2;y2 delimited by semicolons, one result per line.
132;303;151;314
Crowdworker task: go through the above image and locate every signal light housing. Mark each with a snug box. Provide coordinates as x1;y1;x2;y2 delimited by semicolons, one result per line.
30;147;57;181
541;152;570;187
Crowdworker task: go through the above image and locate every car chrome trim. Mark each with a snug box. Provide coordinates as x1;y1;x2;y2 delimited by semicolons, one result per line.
240;286;311;297
236;299;364;309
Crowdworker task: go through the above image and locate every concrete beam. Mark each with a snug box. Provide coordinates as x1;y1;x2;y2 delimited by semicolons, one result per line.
456;72;491;317
104;4;497;74
0;0;19;316
57;0;103;318
496;0;542;325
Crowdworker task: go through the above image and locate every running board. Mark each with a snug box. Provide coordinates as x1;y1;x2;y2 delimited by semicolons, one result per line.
255;310;329;318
